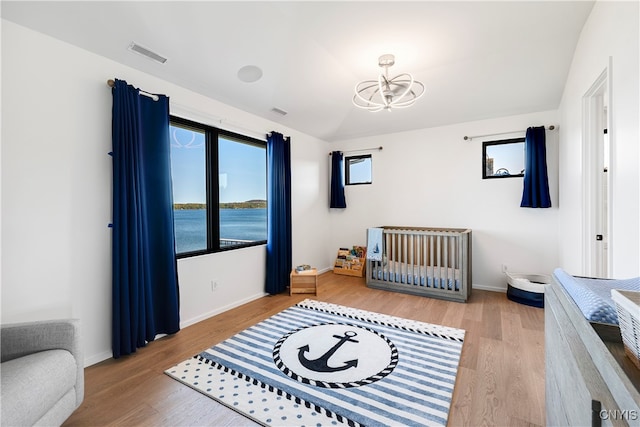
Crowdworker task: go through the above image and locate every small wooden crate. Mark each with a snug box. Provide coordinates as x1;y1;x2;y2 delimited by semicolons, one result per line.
290;269;318;295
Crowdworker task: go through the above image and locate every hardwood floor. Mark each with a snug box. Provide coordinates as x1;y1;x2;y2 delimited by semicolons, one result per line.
64;272;545;426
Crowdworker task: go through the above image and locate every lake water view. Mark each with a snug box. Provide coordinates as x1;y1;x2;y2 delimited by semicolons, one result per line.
174;208;267;254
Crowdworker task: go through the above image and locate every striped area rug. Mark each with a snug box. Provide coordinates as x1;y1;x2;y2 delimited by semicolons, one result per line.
165;299;465;426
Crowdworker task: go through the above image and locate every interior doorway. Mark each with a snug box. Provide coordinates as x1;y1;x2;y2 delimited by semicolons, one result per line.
582;60;612;278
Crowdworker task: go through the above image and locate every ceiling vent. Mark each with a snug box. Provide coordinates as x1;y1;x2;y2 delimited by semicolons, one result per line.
128;42;167;64
271;107;288;116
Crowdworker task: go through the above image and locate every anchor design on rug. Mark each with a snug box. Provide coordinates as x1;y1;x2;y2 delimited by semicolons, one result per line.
298;330;359;372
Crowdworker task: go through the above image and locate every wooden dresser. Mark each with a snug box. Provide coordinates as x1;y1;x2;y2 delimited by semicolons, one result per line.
546;278;640;426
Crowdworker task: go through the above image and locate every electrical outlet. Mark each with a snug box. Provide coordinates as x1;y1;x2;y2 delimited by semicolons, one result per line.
210;280;220;292
501;264;508;273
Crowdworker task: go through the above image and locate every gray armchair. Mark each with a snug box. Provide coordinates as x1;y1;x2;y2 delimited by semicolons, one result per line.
1;319;84;426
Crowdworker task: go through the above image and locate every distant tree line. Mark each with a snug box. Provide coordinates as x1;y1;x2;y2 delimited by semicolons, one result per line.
220;200;267;209
174;200;266;210
174;203;206;210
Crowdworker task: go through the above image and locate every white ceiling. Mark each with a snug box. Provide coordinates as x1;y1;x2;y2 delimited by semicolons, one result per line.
2;1;595;142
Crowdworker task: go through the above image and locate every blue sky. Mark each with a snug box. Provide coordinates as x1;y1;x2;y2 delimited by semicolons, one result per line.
486;141;525;175
170;126;266;204
349;157;372;183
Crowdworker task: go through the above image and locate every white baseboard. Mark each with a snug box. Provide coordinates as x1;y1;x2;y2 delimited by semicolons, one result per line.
179;292;268;329
473;283;507;293
85;350;113;367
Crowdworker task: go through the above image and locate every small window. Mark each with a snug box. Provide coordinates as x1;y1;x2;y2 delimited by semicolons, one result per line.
482;138;525;179
345;154;372;185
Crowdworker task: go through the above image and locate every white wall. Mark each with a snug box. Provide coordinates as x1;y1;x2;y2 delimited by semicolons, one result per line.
330;111;560;291
1;20;330;365
558;0;639;278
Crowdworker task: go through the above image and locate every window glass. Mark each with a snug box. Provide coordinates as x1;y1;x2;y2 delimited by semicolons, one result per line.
345;154;372;185
218;136;267;247
170;125;207;253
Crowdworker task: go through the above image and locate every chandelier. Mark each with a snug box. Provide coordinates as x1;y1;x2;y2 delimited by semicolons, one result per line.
353;54;425;112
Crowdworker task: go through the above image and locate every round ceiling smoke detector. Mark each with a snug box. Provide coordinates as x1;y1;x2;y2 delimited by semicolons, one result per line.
237;65;263;83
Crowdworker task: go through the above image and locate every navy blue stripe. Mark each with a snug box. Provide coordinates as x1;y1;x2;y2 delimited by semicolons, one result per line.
394;358;459;381
380;376;453;406
360;384;449;423
391;369;455;393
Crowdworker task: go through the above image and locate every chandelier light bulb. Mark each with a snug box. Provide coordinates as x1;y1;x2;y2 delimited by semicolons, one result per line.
353;54;425;112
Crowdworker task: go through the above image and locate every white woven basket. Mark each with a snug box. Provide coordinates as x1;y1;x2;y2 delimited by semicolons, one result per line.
611;289;640;370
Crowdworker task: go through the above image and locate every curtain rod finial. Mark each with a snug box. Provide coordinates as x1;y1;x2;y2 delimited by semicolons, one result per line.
107;79;115;87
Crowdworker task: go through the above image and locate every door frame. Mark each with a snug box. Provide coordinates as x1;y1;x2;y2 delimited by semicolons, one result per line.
582;58;613;277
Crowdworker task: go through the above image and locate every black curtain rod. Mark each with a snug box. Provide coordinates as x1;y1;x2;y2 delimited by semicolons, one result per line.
329;146;383;155
464;125;556;141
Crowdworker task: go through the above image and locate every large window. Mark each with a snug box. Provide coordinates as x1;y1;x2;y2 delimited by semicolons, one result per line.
170;116;267;257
